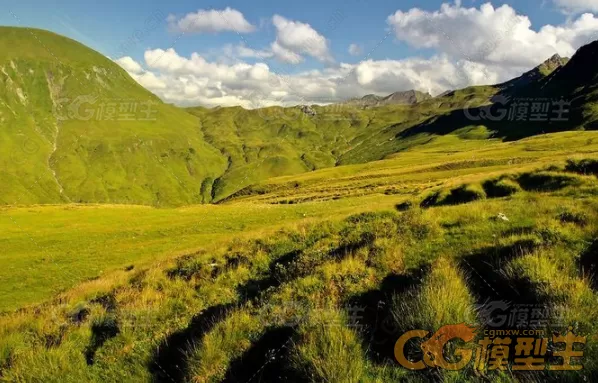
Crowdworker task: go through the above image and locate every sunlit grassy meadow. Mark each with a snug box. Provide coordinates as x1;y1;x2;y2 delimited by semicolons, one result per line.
1;130;598;381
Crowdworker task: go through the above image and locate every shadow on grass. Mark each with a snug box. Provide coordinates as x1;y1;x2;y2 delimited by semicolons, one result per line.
345;268;429;364
579;239;598;291
236;249;303;303
238;238;370;303
150;303;235;382
459;239;543;306
396;103;578;143
221;326;307;383
151;237;372;382
85;316;120;365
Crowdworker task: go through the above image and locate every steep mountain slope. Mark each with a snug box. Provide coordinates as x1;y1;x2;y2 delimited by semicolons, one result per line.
538;40;598;128
0;27;227;206
498;54;569;92
394;42;598;144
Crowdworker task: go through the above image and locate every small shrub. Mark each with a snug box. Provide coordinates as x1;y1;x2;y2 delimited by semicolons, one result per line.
565;159;598;176
482;178;521;198
516;171;583;192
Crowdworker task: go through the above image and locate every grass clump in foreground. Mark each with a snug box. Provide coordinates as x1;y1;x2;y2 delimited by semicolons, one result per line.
392;257;477;332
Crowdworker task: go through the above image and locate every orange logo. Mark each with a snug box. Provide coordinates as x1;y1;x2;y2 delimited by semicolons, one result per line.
395;323;477;370
395;324;586;372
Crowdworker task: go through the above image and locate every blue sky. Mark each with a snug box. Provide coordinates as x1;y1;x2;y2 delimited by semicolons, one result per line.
2;1;597;106
2;0;572;69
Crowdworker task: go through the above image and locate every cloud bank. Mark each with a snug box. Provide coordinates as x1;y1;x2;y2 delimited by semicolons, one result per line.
116;3;598;108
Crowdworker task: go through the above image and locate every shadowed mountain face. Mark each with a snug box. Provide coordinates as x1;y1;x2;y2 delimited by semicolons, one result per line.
498;54;570;93
398;40;598;142
1;26;598;206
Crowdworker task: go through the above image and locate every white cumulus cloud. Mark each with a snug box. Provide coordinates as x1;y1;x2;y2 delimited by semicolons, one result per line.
553;0;598;13
271;15;333;64
235;44;275;59
116;50;510;108
387;2;598;70
115;3;598;108
168;7;255;34
114;56;144;74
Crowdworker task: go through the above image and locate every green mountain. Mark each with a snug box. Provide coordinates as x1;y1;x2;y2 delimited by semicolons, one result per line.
396;44;598;143
0;27;226;206
1;26;596;206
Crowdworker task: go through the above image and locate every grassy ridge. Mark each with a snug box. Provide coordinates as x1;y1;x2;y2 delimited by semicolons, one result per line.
226;131;598;204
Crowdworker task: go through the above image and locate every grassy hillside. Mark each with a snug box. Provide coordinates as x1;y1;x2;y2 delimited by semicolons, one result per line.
1;130;598;380
186;85;509;201
3;27;590;205
0;27;227;206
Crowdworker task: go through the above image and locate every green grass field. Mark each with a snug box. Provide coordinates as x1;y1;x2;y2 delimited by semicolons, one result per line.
0;194;404;312
3;130;597;312
1;130;598;381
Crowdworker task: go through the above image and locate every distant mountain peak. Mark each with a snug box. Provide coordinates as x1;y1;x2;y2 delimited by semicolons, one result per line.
498;53;569;92
342;89;432;107
538;53;569;75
